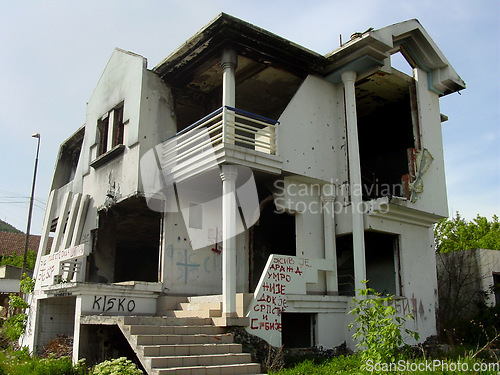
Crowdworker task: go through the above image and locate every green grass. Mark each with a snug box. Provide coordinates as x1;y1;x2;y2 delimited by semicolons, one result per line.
0;348;87;375
270;354;500;375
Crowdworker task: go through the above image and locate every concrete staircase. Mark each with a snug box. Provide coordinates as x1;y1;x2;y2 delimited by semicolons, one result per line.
117;295;261;375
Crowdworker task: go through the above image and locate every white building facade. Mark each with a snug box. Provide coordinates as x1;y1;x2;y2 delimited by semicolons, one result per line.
22;14;465;370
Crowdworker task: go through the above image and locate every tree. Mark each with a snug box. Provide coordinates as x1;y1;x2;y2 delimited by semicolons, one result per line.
0;250;37;270
434;213;500;253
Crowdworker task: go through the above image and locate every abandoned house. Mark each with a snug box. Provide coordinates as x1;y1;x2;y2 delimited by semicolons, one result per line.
22;13;465;374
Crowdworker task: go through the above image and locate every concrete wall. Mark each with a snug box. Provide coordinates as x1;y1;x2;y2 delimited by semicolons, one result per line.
477;249;500;306
278;75;347;184
162;210;248;296
365;216;438;341
410;67;448;216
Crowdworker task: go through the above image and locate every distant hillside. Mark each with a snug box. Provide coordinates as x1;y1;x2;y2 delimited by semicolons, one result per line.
0;219;22;233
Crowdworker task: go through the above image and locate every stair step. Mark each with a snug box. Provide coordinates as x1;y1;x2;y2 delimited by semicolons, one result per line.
179;302;222;311
123;316;212;326
142;343;243;356
128;324;225;335
149;353;252;368
165;309;222;318
156;363;262;375
136;333;233;345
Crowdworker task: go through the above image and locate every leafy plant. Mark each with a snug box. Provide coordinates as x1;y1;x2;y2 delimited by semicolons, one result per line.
1;274;35;342
90;357;142;375
2;314;27;342
348;281;419;366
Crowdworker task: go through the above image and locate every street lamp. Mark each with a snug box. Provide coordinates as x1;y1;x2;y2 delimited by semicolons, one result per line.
21;133;41;277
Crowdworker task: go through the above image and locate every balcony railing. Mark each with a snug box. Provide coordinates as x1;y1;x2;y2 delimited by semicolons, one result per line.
161;106;279;174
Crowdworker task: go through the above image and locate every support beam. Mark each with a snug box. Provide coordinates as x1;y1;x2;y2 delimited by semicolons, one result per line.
321;189;338;294
342;70;367;295
220;165;238;317
62;193;82;250
50;192;73;254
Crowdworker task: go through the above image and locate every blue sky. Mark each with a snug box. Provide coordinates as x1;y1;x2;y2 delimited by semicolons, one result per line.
0;0;499;234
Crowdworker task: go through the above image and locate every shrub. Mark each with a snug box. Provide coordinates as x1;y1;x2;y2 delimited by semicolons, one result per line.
91;357;142;375
348;281;418;366
1;313;27;342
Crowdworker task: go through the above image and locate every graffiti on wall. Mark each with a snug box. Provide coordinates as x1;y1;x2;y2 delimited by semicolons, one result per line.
165;240;242;286
91;295;136;313
37;244;86;289
248;255;310;335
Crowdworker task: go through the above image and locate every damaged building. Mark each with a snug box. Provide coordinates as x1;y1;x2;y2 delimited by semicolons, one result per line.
23;14;465;374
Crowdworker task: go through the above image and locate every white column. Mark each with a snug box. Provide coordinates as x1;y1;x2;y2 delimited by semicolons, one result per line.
72;297;83;363
221;49;237;144
322;189;338;294
342;71;367;295
220;165;238;317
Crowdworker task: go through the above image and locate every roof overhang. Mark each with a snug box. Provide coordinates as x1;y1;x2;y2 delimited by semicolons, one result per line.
153;13;324;88
154;15;465;96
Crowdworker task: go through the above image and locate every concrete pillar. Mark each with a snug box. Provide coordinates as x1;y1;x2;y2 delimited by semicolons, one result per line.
321;188;338;294
221;49;237;144
342;71;366;295
72;297;83;363
220;165;238;316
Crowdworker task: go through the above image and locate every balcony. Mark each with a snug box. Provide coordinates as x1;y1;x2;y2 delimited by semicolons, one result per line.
161;106;283;182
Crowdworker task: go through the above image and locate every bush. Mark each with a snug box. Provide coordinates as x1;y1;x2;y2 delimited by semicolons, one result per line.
348;281;418;366
90;357;142;375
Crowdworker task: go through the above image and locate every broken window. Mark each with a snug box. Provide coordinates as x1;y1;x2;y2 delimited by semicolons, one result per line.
336;231;401;296
356;69;419;200
96;103;124;157
88;196;161;283
364;232;400;296
51;127;84;190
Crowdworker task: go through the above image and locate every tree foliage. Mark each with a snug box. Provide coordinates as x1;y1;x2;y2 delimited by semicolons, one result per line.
0;250;37;270
434;213;500;253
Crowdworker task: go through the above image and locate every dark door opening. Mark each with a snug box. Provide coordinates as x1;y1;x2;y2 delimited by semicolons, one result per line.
282;313;315;348
250;198;296;291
